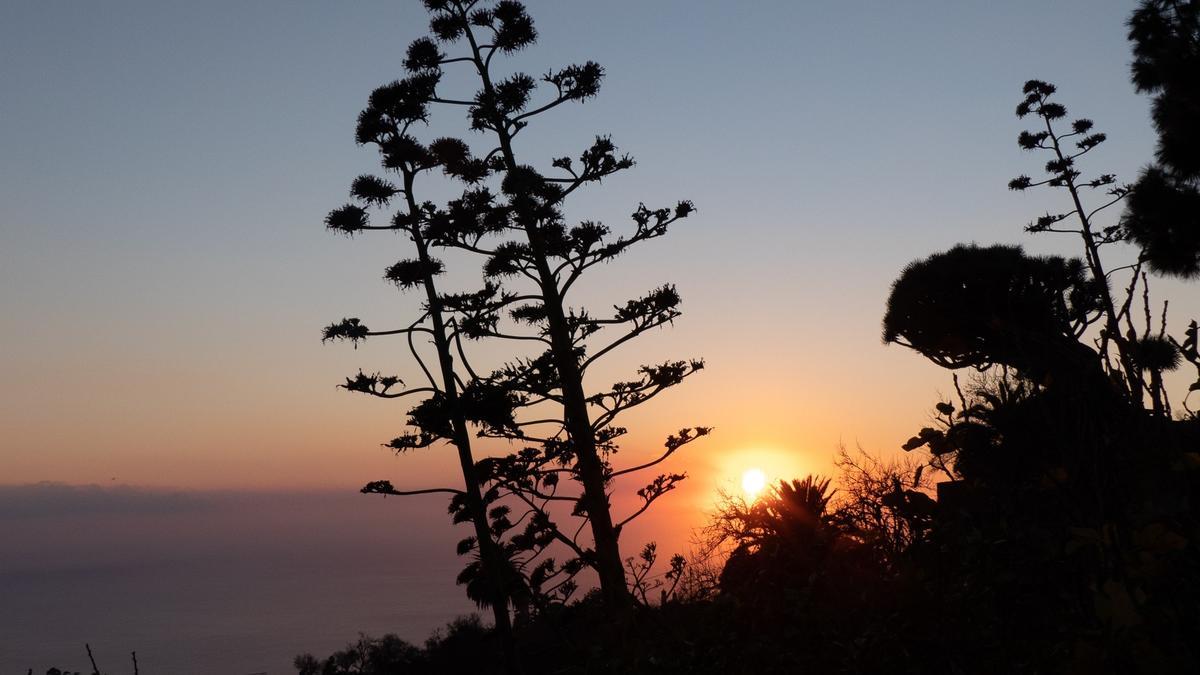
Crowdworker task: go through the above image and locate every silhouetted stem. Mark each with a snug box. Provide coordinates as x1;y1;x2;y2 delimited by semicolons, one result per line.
457;5;632;612
1044;115;1142;403
85;643;100;675
366;485;464;497
400;163;522;673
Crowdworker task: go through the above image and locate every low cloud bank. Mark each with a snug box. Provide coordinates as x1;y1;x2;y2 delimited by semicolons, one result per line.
0;482;459;575
0;482;210;519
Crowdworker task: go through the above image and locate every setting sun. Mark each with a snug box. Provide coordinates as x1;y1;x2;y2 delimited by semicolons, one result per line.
6;1;1193;672
741;468;768;500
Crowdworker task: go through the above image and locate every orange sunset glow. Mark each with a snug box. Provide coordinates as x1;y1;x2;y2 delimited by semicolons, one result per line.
740;468;768;500
4;1;1200;673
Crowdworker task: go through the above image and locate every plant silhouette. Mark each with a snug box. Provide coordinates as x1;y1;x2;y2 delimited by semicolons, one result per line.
877;76;1200;673
323;0;708;638
296;3;1200;674
1123;0;1200;278
370;0;709;613
884;243;1105;383
321;6;529;667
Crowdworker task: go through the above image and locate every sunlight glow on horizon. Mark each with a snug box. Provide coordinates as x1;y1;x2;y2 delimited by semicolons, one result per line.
4;0;1187;497
741;467;768;500
707;446;809;509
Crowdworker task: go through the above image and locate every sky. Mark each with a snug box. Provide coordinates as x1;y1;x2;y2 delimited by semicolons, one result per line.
7;1;1200;668
3;0;1197;509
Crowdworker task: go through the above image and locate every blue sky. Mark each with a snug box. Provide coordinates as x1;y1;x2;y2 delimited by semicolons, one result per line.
2;1;1193;492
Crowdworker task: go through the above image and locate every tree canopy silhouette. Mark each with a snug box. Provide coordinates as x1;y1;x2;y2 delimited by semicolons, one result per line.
1123;0;1200;278
883;243;1103;381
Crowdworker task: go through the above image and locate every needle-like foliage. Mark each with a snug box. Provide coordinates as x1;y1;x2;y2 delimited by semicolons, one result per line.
1122;1;1200;278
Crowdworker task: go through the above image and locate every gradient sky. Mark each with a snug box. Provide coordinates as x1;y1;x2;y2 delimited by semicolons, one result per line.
3;0;1196;513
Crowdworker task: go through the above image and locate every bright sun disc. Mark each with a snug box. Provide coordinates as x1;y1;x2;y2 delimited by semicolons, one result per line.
742;468;767;499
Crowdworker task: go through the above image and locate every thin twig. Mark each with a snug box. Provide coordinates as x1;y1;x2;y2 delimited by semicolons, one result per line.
85;643;100;675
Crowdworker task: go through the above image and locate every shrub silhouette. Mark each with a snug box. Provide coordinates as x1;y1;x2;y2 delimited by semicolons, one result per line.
883;244;1102;382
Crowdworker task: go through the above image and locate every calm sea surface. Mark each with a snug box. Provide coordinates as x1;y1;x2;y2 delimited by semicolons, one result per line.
0;487;478;675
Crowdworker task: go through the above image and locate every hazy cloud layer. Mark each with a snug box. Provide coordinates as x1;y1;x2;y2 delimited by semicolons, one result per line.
0;484;474;675
0;482;211;519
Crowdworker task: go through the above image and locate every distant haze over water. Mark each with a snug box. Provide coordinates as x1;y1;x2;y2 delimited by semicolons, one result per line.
0;485;477;674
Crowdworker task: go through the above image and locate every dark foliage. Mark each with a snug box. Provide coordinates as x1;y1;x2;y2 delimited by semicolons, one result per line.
882;244;1102;381
874;69;1200;669
1123;1;1200;277
294;618;496;675
1124;167;1200;278
1128;1;1200;176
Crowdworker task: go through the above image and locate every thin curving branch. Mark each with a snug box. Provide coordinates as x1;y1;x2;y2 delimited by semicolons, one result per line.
361;480;464;498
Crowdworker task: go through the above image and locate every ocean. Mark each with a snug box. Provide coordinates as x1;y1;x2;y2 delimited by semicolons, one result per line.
0;486;478;674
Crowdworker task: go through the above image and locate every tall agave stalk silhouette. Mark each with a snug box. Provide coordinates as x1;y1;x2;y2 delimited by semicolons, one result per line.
391;0;708;611
322;75;523;672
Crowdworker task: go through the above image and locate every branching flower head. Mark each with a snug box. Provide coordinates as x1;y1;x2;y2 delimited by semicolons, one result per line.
322;318;370;346
350;175;400;206
404;37;444;72
384;257;445;290
325;204;369;235
492;1;537;52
